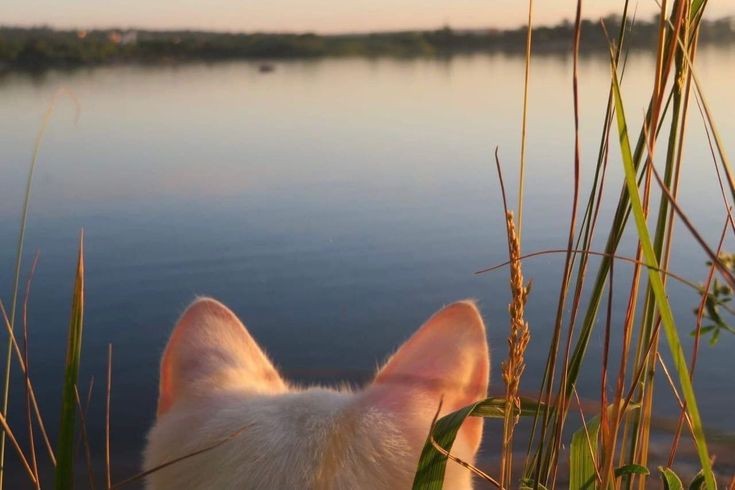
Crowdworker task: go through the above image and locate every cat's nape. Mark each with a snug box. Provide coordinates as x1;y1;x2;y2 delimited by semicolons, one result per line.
144;297;490;489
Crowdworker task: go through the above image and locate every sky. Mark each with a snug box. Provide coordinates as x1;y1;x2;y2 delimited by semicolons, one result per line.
1;0;733;33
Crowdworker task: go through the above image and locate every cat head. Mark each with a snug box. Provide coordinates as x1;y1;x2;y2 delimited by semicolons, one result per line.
144;297;490;489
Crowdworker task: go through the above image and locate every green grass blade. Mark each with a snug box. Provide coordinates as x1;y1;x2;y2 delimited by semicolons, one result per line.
610;59;715;490
660;467;684;490
689;470;706;490
54;233;85;490
569;416;600;490
568;403;642;489
615;464;650;478
412;402;478;490
412;397;545;490
690;0;707;20
520;479;549;490
472;396;546;418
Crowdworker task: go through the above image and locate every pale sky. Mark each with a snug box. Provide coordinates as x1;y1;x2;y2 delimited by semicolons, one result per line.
1;0;733;33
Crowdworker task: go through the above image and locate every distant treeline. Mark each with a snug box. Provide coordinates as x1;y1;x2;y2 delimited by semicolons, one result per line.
1;16;734;69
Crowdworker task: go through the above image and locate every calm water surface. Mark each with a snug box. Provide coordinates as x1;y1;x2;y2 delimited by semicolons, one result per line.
0;48;734;483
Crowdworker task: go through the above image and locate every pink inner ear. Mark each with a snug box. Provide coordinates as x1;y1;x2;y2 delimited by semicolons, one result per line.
158;297;286;416
369;301;490;450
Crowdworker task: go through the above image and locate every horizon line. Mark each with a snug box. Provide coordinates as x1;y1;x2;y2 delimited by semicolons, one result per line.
4;13;733;37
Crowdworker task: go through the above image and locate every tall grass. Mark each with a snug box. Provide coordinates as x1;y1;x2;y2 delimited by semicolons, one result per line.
414;0;733;489
0;90;79;489
0;93;55;489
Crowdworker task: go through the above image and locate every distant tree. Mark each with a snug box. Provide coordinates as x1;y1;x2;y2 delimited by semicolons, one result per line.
15;39;50;66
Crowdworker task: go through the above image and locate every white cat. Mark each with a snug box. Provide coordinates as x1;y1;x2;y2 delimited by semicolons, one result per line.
144;297;490;489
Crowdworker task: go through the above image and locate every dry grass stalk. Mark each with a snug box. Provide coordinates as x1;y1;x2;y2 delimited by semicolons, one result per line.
500;211;531;488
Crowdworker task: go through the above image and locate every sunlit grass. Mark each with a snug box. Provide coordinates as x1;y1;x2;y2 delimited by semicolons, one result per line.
414;0;732;489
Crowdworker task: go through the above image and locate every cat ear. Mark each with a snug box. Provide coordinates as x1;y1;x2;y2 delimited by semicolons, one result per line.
368;301;489;450
157;297;286;416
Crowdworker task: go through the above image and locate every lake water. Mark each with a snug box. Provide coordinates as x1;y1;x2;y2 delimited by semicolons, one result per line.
0;47;734;485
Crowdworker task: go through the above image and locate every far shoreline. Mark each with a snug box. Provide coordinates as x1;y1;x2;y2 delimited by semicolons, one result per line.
1;16;733;71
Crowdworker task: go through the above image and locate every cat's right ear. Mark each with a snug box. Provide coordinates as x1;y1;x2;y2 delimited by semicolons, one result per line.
157;297;286;416
366;301;489;452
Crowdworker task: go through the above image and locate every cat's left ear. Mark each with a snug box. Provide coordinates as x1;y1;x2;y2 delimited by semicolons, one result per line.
157;297;286;416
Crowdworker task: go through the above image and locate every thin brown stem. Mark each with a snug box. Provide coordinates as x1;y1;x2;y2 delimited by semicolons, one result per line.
0;301;55;466
106;344;113;490
22;252;41;488
572;387;602;486
667;213;729;465
476;248;703;293
655;353;694;436
110;424;253;489
74;385;97;490
0;407;36;484
516;0;534;242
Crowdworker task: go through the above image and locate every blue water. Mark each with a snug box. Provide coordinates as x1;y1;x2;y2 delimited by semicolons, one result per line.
0;47;734;485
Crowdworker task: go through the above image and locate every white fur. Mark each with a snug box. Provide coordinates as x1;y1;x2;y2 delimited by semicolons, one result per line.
144;298;490;489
